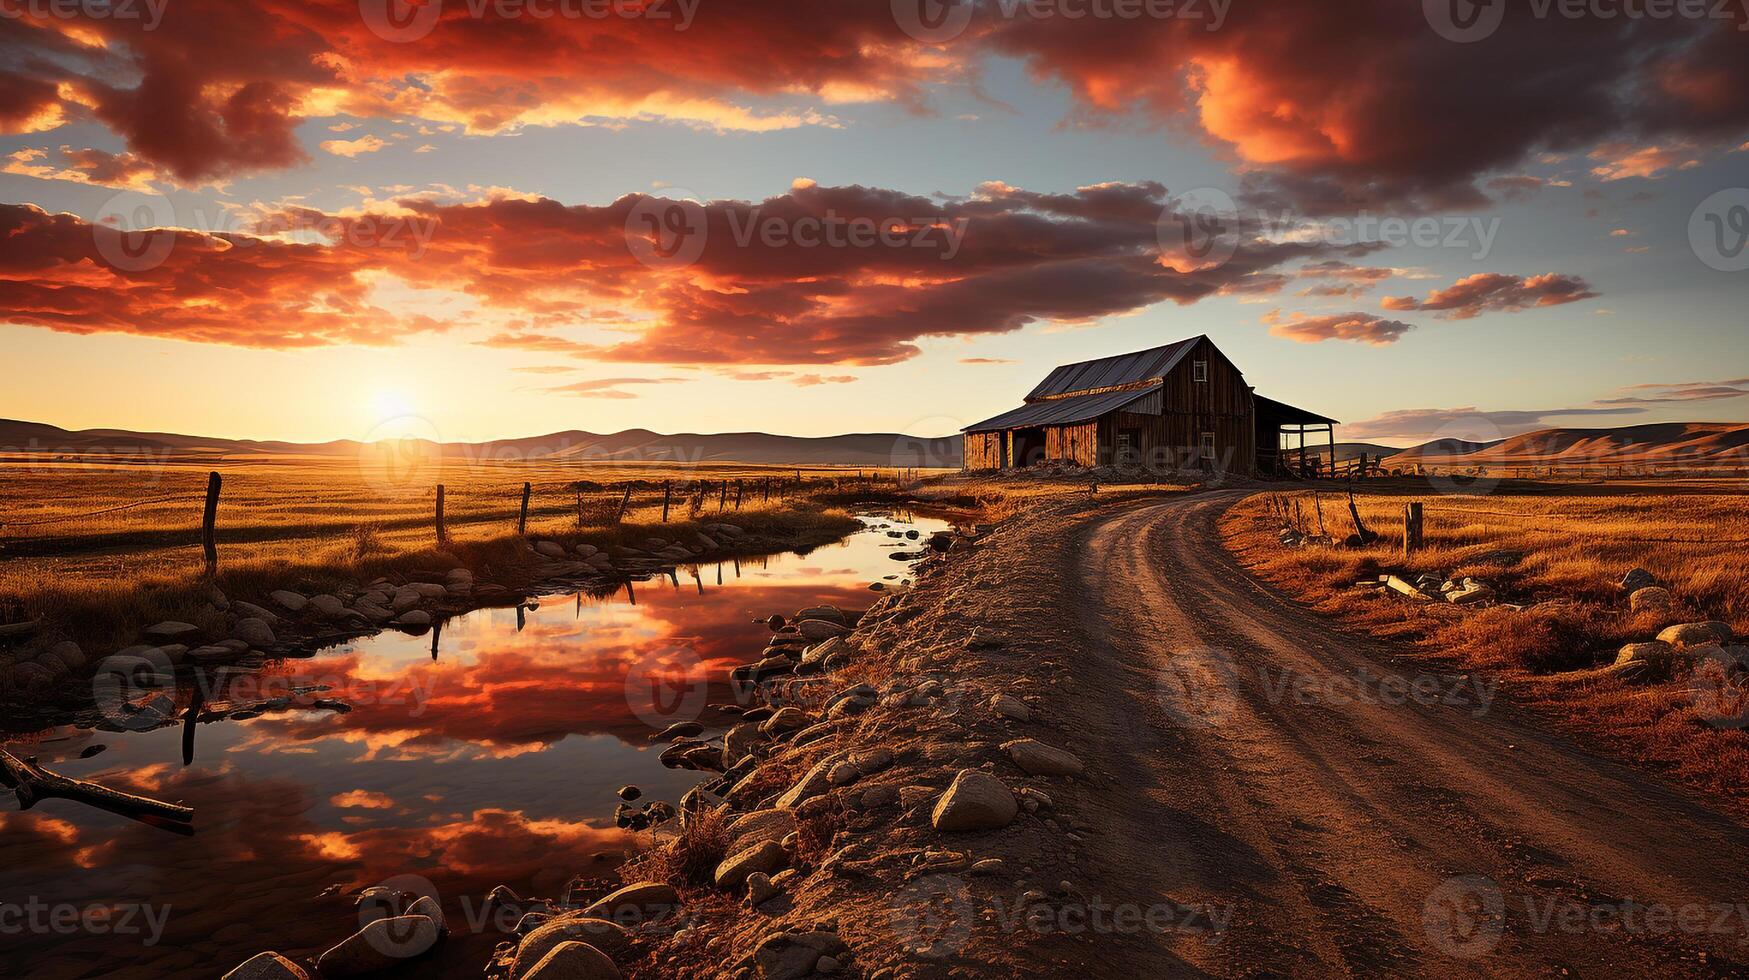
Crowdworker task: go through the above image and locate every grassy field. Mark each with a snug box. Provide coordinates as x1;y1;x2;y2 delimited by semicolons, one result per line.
0;452;932;656
1221;481;1749;810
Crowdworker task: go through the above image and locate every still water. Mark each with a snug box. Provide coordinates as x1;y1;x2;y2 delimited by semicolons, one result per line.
0;513;948;979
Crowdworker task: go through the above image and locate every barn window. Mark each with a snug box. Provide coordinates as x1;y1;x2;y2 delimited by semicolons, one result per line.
1201;432;1215;460
1193;360;1209;382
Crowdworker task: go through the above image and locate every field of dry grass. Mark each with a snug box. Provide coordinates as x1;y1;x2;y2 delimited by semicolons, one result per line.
0;452;915;655
1221;482;1749;810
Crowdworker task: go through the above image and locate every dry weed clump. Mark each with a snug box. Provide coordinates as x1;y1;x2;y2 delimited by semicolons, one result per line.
627;805;732;891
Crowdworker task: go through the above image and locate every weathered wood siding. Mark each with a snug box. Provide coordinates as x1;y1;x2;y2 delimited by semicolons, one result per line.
1045;422;1099;466
962;432;1004;470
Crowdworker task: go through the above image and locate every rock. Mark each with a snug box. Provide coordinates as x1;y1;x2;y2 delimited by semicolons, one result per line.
406;895;446;933
751;929;848;980
759;707;810;735
232;601;279;623
990;694;1031;721
392;587;422;613
535;541;569;558
582;882;678;923
512;917;634;976
188;644;238;665
316;916;440;977
1446;583;1495;605
1616;641;1678;666
745;872;779;907
723;723;766;768
144;621;202;642
521;941;621;980
827;761;860;787
775;752;850;809
931;769;1018;832
1621;567;1658;592
222;952;310;980
799;636;844;672
397;610;432;629
655;721;704;740
616;785;641;802
269;590;308;613
727;809;798;856
823;683;877;716
232;618;276;647
43;641;84;672
715;839;787;891
354;600;393;623
817;955;843;974
309;595;348;618
795;604;846;624
853;747;894;775
796;619;850;642
411;583;447;599
1629;586;1673;613
1001;738;1085;777
1659;622;1733;648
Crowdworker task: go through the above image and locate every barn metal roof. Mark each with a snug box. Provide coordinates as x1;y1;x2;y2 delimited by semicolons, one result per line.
962;385;1162;433
1024;336;1202;400
1254;394;1340;426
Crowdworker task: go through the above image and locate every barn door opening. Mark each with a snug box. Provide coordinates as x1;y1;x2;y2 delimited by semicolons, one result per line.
1013;427;1047;467
1116;427;1141;466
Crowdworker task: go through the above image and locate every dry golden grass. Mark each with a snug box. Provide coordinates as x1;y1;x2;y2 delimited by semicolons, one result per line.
1222;483;1749;812
0;453;885;654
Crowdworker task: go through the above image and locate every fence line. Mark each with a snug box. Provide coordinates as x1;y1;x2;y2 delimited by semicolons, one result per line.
0;469;922;575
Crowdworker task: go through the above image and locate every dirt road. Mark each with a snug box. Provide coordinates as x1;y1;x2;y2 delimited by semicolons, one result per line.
1066;491;1749;977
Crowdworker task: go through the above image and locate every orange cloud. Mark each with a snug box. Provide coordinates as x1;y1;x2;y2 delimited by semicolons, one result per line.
1381;273;1596;320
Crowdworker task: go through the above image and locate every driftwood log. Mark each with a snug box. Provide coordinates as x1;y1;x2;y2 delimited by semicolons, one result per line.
0;749;194;831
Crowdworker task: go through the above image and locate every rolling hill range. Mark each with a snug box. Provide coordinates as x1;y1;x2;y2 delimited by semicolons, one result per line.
0;419;964;467
1384;422;1749;469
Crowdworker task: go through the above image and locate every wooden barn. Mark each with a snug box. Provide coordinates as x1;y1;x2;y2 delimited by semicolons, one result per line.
961;335;1337;476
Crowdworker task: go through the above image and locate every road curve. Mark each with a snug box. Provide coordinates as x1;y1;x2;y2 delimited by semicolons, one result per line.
1065;491;1749;978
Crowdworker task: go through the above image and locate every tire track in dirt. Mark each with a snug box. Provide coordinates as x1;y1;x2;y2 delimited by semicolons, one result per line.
1061;491;1749;978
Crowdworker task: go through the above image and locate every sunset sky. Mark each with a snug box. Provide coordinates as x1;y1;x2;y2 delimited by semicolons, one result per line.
2;0;1746;447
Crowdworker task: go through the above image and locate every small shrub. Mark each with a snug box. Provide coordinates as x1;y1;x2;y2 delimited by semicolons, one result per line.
348;523;385;564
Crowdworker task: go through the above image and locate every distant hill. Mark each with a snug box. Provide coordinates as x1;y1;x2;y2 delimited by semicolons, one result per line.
1386;438;1506;464
1330;442;1404;462
1384;422;1749;469
0;419;964;467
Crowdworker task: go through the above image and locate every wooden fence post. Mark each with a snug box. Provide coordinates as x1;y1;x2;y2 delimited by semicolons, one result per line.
575;484;584;528
435;484;446;543
661;481;672;523
517;482;532;535
734;479;744;511
763;477;771;502
1403;502;1424;557
201;471;221;577
718;481;727;512
615;484;633;523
